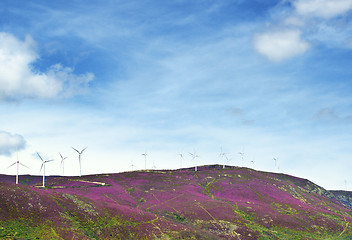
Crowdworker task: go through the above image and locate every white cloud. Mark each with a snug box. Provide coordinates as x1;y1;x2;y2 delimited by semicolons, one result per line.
253;0;352;61
293;0;352;19
47;64;94;97
283;16;305;26
0;131;26;156
0;32;93;101
253;30;310;62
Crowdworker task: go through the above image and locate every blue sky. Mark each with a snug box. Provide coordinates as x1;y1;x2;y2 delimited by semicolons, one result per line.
1;0;352;190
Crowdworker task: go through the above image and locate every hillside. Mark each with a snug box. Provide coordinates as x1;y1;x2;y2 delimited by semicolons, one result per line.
0;165;352;239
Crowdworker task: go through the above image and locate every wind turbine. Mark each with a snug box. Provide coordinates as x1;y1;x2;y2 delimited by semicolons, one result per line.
189;150;200;172
178;153;184;168
273;157;278;171
219;147;229;169
6;151;29;184
225;154;232;167
129;160;136;171
238;149;245;167
59;153;68;176
37;152;54;187
152;160;157;169
142;152;147;170
251;159;255;169
72;147;87;177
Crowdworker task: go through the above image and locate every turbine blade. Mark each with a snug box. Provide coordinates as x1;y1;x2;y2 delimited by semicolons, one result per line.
19;163;30;169
59;152;63;159
6;162;17;169
72;147;80;153
37;152;44;162
39;163;44;172
81;147;87;153
45;160;54;163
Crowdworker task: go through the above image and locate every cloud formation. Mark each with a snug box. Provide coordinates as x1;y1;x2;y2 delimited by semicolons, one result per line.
314;107;352;122
253;30;310;62
0;32;93;101
0;131;26;156
294;0;352;19
253;0;352;61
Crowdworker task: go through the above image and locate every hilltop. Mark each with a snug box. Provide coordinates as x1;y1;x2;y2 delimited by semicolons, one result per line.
0;165;352;239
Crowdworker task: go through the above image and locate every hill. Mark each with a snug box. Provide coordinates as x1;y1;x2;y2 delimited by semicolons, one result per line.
0;165;352;239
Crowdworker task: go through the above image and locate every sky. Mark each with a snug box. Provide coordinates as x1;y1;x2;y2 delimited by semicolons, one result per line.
0;0;352;190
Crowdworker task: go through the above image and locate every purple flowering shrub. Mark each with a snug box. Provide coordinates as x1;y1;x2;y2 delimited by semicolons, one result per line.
1;165;352;239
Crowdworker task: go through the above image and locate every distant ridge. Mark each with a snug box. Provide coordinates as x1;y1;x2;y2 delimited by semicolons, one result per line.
330;190;352;209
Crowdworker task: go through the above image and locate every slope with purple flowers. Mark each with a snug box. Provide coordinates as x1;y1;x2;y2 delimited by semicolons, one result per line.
0;165;351;239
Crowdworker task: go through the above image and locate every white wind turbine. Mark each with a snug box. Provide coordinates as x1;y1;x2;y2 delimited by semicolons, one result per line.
273;157;279;171
225;154;232;167
142;152;147;170
37;152;54;188
150;153;156;169
129;160;136;171
59;153;68;176
189;150;200;172
6;151;29;184
178;153;184;168
238;149;245;167
251;159;255;169
72;147;87;177
219;147;229;169
152;160;157;169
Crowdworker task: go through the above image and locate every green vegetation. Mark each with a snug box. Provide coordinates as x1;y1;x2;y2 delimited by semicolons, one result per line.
0;219;63;239
172;213;186;222
271;203;298;215
127;187;135;194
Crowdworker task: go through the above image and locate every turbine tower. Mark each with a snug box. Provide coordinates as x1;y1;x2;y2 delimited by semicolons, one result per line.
72;147;87;177
238;150;245;167
37;152;54;187
152;160;157;169
178;153;184;168
6;151;29;184
142;152;147;170
251;159;255;169
219;147;229;169
225;154;232;167
129;160;136;171
59;153;68;176
189;150;200;172
273;157;278;171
